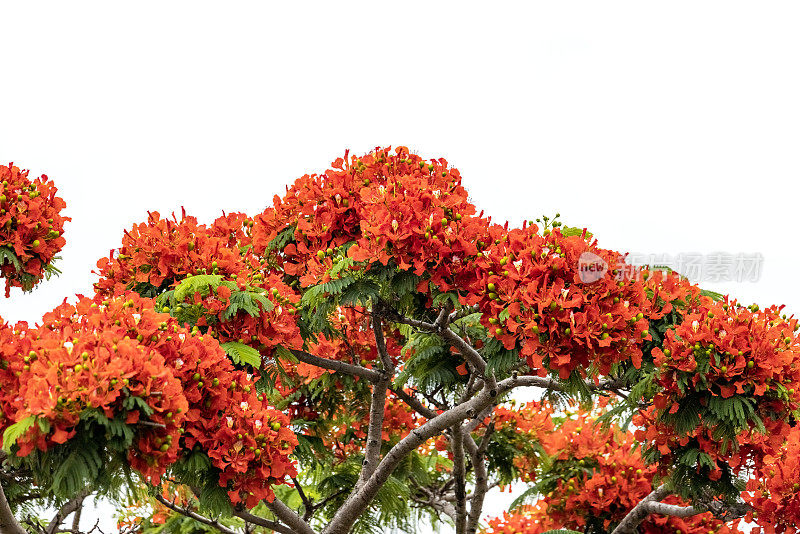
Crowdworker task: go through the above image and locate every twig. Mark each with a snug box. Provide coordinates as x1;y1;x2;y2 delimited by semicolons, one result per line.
232;508;295;534
390;387;436;419
137;421;166;429
376;304;488;376
292;477;314;521
289;349;382;382
154;495;237;534
265;498;316;534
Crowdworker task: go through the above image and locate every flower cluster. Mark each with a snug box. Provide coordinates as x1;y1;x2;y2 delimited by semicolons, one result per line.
94;210;307;362
483;507;559;534
471;225;651;379
640;297;800;476
89;293;298;506
745;425;800;533
484;413;736;534
644;269;701;321
489;401;554;481
249;147;490;293
538;416;659;530
94;210;253;297
320;390;420;464
178;273;304;360
0;300;188;480
0;163;68;295
0;293;297;507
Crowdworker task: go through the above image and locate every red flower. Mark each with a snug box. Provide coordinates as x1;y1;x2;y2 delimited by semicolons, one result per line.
0;163;69;295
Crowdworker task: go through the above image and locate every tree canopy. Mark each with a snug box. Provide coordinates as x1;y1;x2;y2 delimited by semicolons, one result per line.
0;149;798;534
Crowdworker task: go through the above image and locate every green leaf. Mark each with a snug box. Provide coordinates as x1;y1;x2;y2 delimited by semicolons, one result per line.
700;289;725;302
220;341;262;367
197;479;233;516
174;274;224;302
220;289;274;321
2;416;36;453
122;395;155;417
560;226;592;239
51;445;102;496
0;246;23;271
267;225;296;252
37;418;51;434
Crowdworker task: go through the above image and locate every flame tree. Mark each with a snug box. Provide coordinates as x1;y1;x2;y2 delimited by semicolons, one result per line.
0;150;798;534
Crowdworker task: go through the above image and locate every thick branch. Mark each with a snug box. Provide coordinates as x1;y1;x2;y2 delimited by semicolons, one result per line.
289;349;382;382
357;376;389;488
434;301;454;329
355;313;395;488
232;508;296;534
0;475;27;534
71;498;83;533
450;425;468;534
465;430;491;534
265;498;316;534
45;490;90;534
155;495;238;534
647;501;699;517
462;403;496;435
610;485;671;534
323;374;532;534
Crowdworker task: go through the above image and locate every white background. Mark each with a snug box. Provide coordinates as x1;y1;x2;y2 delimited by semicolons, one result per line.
1;2;798;532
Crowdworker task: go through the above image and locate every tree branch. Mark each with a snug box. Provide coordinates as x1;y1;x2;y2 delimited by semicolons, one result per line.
647;501;699;517
154;495;238;534
265;498;316;534
450;425;468;534
357;375;389;488
410;481;457;521
292;477;314;522
289;349;382;382
71;497;84;533
232;508;296;534
434;301;454;330
371;309;395;374
354;313;395;489
465;429;492;534
376;305;488;376
462;403;496;435
323;373;533;534
610;485;671;534
0;472;27;534
449;306;479;323
390;387;437;419
46;490;91;534
611;484;751;534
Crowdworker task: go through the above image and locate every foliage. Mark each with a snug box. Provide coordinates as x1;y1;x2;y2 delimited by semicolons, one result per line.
1;148;799;534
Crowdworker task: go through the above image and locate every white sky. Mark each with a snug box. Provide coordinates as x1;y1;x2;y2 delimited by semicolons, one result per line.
1;2;798;532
